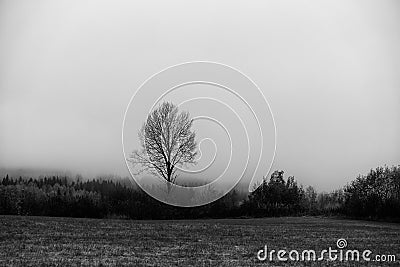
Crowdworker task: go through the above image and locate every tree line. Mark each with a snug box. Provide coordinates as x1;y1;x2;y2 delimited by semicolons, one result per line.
0;165;399;221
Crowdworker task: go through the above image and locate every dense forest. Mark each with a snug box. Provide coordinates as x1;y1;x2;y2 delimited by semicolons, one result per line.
0;165;399;221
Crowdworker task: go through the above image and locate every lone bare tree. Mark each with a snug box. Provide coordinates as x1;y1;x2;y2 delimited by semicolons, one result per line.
130;102;197;190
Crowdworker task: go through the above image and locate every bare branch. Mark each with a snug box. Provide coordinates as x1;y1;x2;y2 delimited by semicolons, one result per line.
129;102;197;186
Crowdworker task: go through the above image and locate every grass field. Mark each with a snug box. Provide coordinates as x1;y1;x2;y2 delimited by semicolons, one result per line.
0;215;399;266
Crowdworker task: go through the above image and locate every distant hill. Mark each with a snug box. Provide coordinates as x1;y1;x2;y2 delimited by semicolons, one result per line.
0;167;138;189
0;168;250;192
0;167;74;179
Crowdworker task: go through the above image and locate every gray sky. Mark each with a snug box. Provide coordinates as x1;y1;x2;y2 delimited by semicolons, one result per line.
1;0;399;191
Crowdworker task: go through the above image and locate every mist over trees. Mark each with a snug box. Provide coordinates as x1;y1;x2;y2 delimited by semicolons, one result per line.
0;175;244;219
0;165;399;221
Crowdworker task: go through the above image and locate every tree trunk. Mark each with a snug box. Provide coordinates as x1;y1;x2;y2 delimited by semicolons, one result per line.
167;182;172;194
166;161;172;194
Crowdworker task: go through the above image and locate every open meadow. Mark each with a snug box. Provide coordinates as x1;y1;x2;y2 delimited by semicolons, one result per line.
0;215;399;266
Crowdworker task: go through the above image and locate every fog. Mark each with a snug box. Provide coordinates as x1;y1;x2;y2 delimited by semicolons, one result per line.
1;0;399;191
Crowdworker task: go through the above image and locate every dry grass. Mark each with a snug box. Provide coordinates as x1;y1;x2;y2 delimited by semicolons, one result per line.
0;215;399;266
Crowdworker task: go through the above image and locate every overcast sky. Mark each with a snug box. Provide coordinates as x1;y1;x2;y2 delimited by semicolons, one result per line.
1;0;399;191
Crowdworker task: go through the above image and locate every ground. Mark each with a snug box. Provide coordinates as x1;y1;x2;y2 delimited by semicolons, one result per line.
0;215;399;266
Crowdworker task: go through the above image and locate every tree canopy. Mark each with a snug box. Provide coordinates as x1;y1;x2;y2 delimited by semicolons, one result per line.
130;102;197;186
